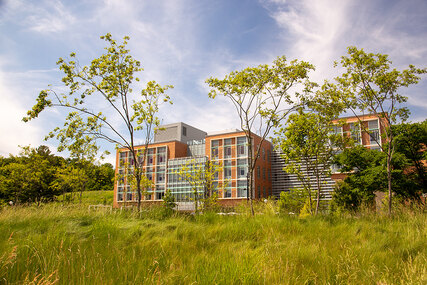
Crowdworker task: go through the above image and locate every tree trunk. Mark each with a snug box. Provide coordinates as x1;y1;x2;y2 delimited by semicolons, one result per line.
387;151;392;216
137;176;141;213
247;135;255;216
315;173;321;215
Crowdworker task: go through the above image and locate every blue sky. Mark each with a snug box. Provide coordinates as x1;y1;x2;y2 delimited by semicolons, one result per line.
1;0;426;165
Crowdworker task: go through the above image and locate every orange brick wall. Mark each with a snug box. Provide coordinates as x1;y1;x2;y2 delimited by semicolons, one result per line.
205;131;272;201
113;140;188;208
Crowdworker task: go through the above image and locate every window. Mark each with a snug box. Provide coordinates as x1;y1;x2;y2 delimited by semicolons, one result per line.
237;180;247;198
349;123;361;145
237;159;247;179
212;182;219;195
224;160;232;179
224;187;232;198
224;147;232;158
368;120;380;145
262;148;265;160
211;140;219;159
263;167;266;180
237;137;247;157
224;139;232;158
126;186;133;201
155;185;165;200
126;192;133;201
117;185;124;201
156;166;165;183
137;150;144;165
119;151;127;167
182;126;187;136
146;169;153;181
157;147;166;165
147;149;155;166
118;169;125;185
257;185;261;198
257;166;260;178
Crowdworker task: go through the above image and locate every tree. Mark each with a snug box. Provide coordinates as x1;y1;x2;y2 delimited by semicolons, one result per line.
23;34;173;211
393;120;427;194
86;163;115;191
332;145;420;212
274;110;342;215
334;47;426;215
175;158;224;213
0;146;62;204
206;56;315;215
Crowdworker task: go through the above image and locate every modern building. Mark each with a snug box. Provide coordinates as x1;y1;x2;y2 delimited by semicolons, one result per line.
113;123;273;208
113;114;387;208
271;114;387;200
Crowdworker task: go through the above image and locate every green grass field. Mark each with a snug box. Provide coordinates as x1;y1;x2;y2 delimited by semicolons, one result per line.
0;192;426;284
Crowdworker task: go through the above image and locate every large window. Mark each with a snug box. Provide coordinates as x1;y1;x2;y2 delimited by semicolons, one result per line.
224;186;232;198
224;138;232;159
368;120;380;145
119;151;127;167
237;180;247;198
155;185;165;200
147;149;155;166
156;166;165;183
237;137;247;157
349;123;361;145
211;140;219;159
157;147;166;165
237;159;247;179
224;160;232;179
117;185;124;201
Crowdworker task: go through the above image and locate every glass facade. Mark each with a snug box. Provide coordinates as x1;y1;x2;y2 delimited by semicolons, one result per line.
116;134;266;205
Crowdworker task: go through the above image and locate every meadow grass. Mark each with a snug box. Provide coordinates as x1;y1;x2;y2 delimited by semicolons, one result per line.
0;194;425;284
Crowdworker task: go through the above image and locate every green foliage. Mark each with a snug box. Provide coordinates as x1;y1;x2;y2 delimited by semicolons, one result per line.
393;119;427;193
175;159;223;213
333;46;427;214
162;190;176;216
0;146;114;205
23;34;172;211
206;56;316;214
0;204;426;284
274;110;342;214
278;188;307;215
0;146;62;204
332;145;422;212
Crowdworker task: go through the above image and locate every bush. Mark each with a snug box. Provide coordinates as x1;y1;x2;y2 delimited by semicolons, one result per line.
278;188;307;215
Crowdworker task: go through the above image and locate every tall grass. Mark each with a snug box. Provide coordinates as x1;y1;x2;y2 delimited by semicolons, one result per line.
0;199;426;284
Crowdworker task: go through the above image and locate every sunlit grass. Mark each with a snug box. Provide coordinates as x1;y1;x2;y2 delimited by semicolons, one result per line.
0;199;426;284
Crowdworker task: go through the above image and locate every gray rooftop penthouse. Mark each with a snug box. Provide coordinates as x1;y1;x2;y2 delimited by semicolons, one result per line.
154;122;207;144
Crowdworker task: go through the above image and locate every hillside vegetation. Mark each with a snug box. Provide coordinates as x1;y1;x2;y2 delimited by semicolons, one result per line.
0;192;426;284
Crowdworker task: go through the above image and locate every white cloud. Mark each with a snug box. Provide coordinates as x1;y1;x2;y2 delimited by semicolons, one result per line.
0;70;42;156
261;0;427;120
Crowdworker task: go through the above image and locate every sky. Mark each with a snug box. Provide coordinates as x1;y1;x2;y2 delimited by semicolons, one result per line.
0;0;426;165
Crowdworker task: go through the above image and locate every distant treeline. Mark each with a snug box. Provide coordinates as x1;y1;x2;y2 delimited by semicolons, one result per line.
0;145;114;204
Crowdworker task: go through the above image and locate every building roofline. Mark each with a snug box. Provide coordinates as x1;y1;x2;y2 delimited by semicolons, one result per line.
117;139;187;151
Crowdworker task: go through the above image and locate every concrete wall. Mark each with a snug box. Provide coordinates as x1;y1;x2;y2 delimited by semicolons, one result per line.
154;122;206;144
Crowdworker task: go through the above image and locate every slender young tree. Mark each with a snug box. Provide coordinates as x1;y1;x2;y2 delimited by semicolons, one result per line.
23;34;173;212
175;158;224;213
206;56;315;215
334;47;426;215
274;109;343;215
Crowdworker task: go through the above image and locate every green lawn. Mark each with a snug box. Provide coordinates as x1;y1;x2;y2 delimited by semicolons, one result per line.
57;190;114;206
0;198;425;284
